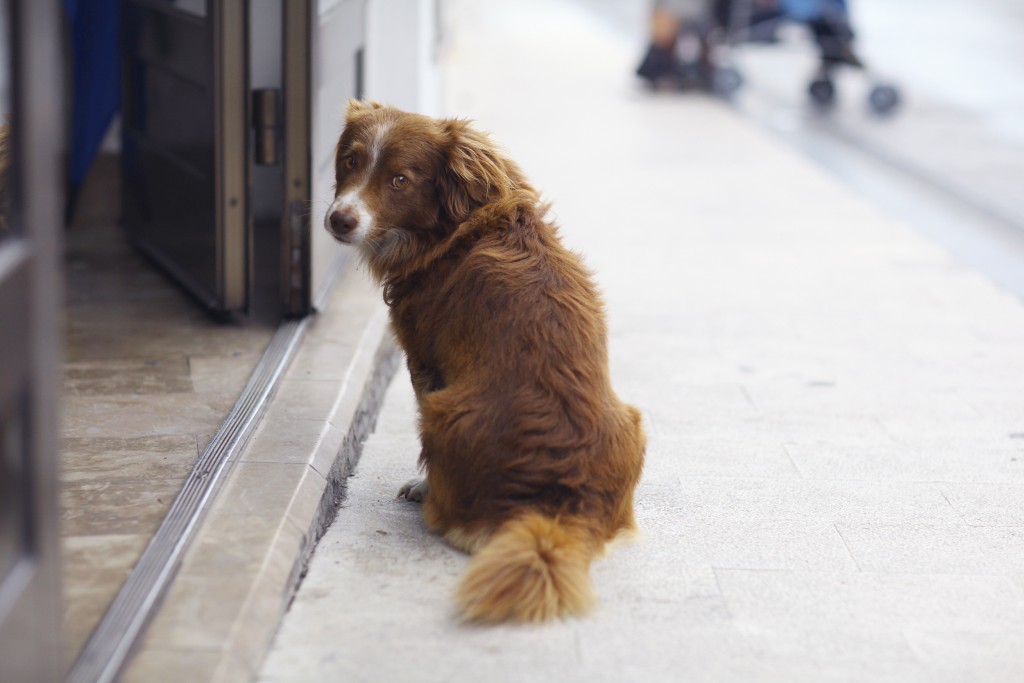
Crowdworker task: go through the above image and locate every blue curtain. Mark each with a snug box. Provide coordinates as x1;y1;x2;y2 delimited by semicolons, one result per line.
64;0;119;214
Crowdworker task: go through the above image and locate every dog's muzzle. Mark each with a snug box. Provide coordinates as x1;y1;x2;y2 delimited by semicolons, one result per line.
327;207;358;242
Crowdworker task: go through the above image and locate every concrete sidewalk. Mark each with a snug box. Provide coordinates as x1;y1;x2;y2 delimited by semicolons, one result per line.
258;1;1024;681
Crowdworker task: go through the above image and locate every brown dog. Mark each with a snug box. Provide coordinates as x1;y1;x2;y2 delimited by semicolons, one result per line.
324;101;645;622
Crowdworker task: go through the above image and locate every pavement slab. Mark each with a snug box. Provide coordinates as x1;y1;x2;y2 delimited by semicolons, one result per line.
257;1;1024;681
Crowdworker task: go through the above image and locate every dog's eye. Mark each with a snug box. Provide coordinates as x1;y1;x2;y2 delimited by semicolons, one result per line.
392;174;409;190
343;155;356;170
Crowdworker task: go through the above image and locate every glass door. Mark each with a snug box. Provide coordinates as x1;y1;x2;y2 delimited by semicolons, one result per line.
0;1;65;680
122;0;366;318
121;0;249;314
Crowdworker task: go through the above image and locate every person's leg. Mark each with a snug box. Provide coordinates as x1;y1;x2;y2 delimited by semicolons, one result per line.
637;6;683;82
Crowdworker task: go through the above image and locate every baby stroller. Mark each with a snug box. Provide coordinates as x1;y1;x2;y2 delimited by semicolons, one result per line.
746;0;900;112
637;0;901;114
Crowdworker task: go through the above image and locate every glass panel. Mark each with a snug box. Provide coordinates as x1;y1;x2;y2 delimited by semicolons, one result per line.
121;2;218;306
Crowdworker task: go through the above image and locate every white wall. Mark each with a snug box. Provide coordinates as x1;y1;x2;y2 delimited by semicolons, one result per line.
364;0;440;115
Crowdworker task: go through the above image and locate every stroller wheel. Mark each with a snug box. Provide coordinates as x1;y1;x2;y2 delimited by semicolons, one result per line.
712;66;744;97
868;84;901;115
808;78;836;107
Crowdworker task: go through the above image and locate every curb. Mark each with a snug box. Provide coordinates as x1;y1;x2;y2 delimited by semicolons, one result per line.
120;266;399;683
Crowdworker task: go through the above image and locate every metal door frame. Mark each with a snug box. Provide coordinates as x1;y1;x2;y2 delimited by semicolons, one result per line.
282;0;312;316
214;0;249;311
0;0;65;681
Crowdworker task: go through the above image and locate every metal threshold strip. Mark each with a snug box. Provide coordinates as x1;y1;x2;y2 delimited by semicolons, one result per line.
66;317;311;683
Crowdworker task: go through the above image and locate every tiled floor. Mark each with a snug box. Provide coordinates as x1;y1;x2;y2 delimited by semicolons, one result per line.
60;209;276;664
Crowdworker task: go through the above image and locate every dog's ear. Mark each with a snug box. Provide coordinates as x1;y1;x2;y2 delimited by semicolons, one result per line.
345;99;385;121
439;119;514;224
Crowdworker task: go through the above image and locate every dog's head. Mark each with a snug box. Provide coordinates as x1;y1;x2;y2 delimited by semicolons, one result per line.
324;101;535;278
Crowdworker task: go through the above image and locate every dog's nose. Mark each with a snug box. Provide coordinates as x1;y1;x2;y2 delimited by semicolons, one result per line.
329;209;357;235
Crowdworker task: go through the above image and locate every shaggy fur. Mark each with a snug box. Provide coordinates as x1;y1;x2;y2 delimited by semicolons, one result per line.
325;101;645;623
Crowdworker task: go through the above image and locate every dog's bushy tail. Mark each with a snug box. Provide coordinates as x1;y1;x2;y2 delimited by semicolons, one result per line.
455;513;598;623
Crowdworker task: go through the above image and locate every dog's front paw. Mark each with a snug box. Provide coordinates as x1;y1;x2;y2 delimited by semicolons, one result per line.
397;477;430;503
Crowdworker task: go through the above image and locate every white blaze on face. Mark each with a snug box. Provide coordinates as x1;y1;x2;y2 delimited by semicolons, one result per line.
368;119;391;169
324;119;394;247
